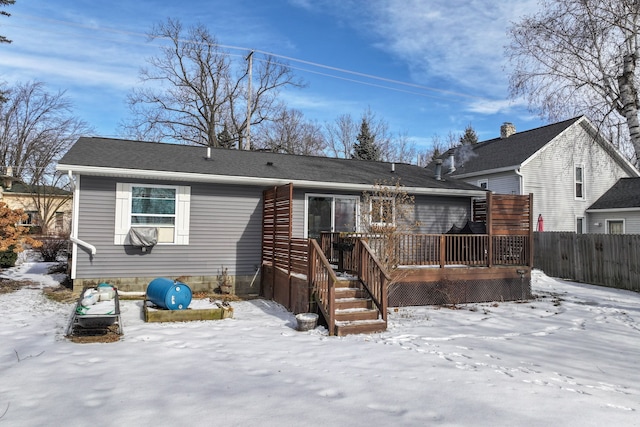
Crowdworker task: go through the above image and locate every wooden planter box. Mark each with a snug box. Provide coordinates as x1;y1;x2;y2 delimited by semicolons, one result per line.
144;300;233;323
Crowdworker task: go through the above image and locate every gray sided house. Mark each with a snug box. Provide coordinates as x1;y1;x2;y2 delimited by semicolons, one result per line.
57;137;486;295
587;177;640;234
433;116;639;233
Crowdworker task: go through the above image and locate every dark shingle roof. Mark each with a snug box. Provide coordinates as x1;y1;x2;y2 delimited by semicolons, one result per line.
3;181;71;196
588;178;640;210
433;117;583;176
58;137;483;192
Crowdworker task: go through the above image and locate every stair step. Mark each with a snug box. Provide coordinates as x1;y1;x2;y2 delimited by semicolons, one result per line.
335;297;372;310
334;287;365;299
334;319;387;336
335;307;379;322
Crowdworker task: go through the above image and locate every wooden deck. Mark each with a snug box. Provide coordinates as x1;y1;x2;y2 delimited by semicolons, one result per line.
261;187;534;334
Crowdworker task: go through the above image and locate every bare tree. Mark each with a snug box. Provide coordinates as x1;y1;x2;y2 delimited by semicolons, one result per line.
123;18;302;149
507;0;640;162
417;132;459;167
324;113;357;158
0;81;89;183
253;108;326;155
23;173;72;235
385;131;418;164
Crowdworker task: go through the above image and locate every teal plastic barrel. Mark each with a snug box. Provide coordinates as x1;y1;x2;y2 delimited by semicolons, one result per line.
146;278;192;310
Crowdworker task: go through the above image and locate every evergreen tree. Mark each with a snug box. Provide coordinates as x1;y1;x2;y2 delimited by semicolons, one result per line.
0;0;14;44
352;118;380;161
459;124;478;145
217;125;236;149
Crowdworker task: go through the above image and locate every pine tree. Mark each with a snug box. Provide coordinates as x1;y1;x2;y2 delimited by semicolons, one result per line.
0;0;15;44
217;125;236;149
352;119;380;161
459;124;478;145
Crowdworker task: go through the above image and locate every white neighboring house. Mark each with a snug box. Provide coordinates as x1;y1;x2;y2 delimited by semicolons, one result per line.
586;177;640;234
433;116;639;233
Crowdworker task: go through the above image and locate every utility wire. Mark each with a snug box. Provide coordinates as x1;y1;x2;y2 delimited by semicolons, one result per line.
13;14;488;102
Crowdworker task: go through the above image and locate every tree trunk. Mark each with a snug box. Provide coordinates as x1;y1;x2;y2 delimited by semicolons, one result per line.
618;53;640;163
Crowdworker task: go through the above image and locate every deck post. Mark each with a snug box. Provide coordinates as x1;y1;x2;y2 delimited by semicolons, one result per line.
528;193;534;267
439;234;446;268
487;192;493;267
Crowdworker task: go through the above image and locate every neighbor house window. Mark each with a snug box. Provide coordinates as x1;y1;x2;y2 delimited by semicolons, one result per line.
19;211;39;226
370;197;394;227
576;217;584;234
575;165;584;199
55;212;65;231
607;220;624;235
114;183;190;245
477;179;488;190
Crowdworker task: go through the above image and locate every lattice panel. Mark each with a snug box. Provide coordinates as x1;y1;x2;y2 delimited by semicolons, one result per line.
388;278;531;307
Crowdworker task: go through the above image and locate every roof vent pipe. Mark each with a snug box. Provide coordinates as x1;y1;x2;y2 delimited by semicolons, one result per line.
391;162;395;173
434;159;443;180
206;145;211;159
447;154;455;174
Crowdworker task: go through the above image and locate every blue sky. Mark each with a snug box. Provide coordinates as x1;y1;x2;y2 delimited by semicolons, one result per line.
0;0;546;153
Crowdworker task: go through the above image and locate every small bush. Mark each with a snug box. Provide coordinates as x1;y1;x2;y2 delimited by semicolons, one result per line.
37;238;69;262
0;247;18;268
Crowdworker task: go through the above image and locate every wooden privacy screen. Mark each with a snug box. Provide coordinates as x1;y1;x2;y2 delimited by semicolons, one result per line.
474;193;533;236
262;183;293;272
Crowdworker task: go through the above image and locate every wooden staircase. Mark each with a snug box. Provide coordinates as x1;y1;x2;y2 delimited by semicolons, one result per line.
332;276;387;336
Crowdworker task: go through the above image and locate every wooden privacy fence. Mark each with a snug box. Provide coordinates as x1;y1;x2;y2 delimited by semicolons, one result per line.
534;232;640;293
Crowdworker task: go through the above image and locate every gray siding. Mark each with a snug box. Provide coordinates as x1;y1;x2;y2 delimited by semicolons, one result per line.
292;189;471;236
464;171;519;195
412;195;471;233
522;121;633;232
75;176;263;280
587;211;640;234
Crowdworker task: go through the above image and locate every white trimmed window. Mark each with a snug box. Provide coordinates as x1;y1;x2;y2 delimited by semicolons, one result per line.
575;165;584;199
115;183;190;245
607;219;624;235
370;197;395;227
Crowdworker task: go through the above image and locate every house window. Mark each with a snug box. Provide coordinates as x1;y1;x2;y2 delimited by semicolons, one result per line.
132;186;176;227
370;197;395;227
576;217;584;234
306;194;358;239
575;165;584;199
477;179;488;190
115;183;190;245
55;212;65;231
607;220;624;235
19;211;39;226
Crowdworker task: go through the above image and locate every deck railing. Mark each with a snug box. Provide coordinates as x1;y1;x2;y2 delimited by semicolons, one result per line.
322;232;531;268
309;239;337;333
312;236;390;334
355;239;390;321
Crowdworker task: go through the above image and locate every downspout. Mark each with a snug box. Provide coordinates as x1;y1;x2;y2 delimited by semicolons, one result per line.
515;168;524;195
68;173;96;281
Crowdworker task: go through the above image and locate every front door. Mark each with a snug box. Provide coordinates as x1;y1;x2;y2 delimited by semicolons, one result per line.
306;195;358;239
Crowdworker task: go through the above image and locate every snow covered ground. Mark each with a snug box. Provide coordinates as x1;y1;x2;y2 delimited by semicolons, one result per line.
1;258;639;426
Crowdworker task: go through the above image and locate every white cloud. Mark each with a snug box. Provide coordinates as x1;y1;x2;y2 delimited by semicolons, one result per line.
302;0;540;100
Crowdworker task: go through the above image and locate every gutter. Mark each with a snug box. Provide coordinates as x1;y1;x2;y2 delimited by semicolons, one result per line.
56;164;487;198
448;165;522;179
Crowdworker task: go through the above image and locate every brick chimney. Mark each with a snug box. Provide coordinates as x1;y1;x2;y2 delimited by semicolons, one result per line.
500;122;516;139
1;166;12;190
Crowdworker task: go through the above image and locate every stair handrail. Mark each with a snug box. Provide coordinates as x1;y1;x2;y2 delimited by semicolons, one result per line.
356;238;391;322
309;239;339;335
